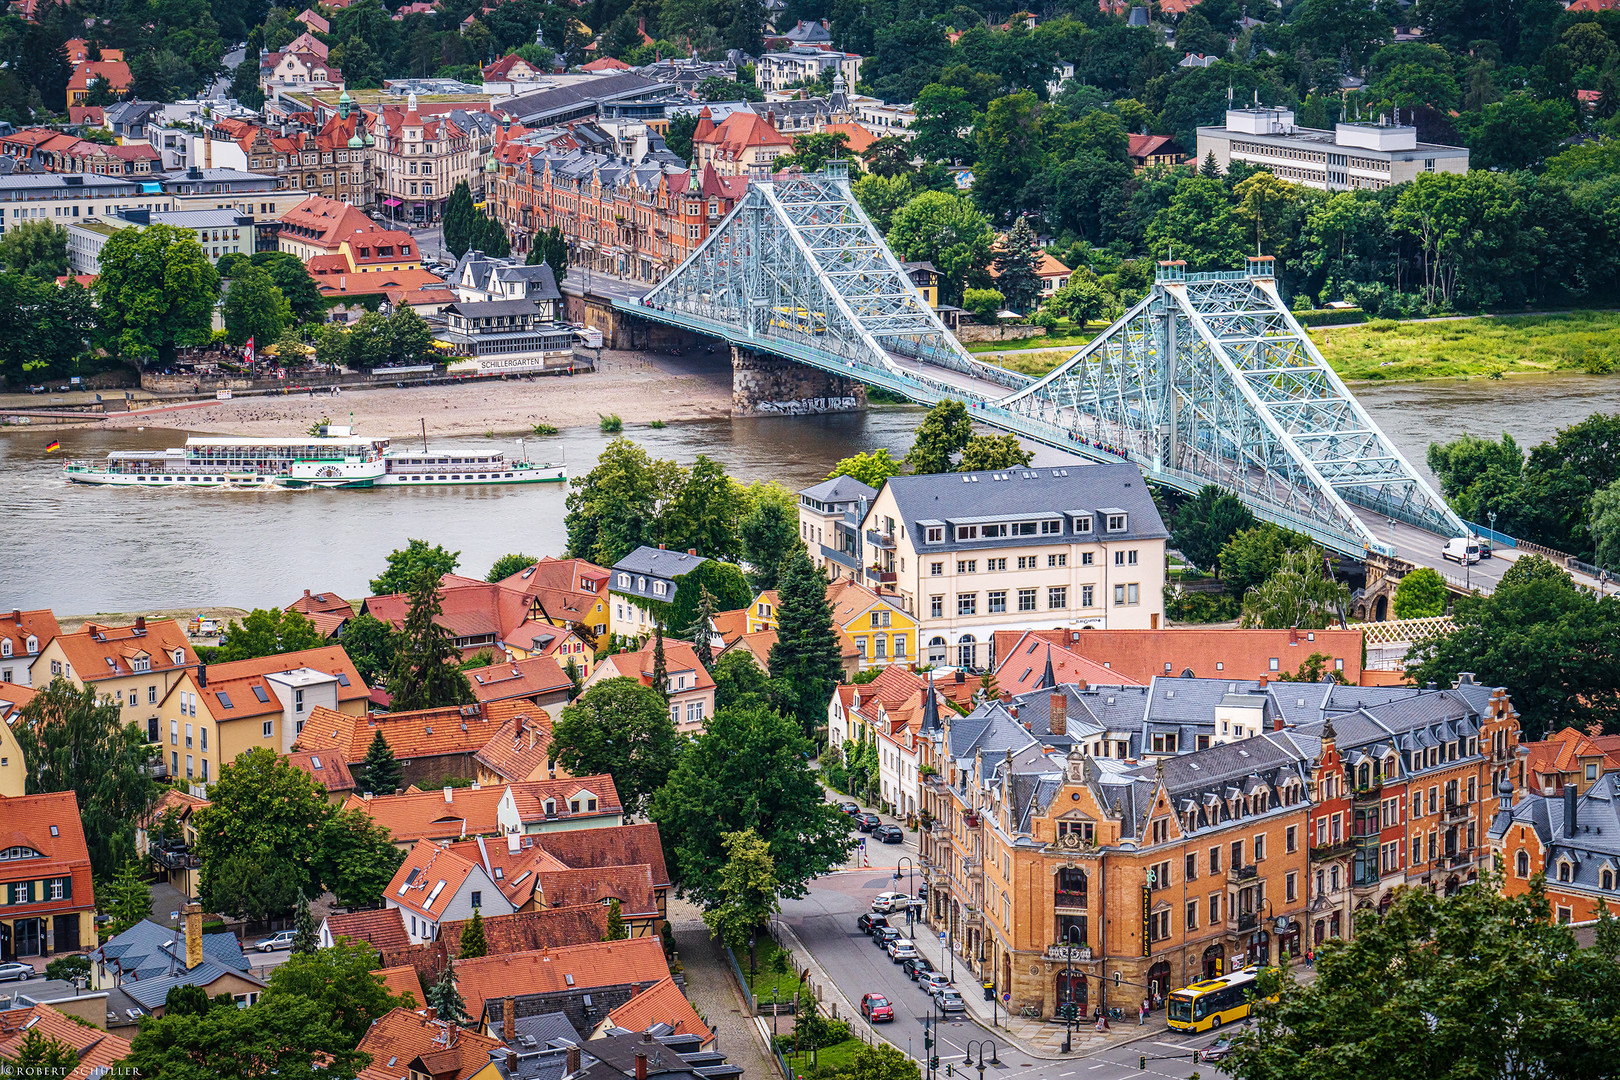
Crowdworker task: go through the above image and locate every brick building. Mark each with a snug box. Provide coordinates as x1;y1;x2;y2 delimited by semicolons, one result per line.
211;92;373;205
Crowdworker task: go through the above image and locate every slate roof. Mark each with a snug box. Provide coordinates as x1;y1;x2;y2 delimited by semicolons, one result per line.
91;919;251;984
503;73;668;126
798;474;875;504
510;1010;582;1049
609;547;708;606
1491;773;1620;900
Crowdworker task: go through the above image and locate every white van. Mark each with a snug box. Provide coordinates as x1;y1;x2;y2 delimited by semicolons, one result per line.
1442;537;1481;565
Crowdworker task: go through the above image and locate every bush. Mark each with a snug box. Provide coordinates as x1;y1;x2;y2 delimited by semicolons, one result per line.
1296;308;1369;327
1165;585;1241;623
532;422;559;435
599;413;623;433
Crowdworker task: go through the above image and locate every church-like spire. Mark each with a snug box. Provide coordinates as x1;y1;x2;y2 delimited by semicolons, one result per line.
922;671;940;731
1037;646;1056;690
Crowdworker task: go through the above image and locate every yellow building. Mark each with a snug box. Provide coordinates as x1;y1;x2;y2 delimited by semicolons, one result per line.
30;618;197;745
0;684;35;797
746;581;916;670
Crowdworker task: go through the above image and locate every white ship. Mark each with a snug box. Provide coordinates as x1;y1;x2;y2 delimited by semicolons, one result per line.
63;427;565;488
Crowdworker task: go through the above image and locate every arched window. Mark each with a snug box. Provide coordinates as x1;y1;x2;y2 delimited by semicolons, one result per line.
1603;868;1614;891
957;634;977;670
1558;861;1571;883
1329;866;1340;892
1358;763;1370;788
1516;850;1529;878
928;636;947;665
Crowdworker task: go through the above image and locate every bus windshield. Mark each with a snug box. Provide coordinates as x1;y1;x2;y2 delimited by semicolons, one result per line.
1168;995;1193;1024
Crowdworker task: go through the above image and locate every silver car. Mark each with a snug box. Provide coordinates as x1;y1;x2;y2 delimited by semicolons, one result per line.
917;972;952;995
0;962;32;982
933;987;966;1013
887;938;919;963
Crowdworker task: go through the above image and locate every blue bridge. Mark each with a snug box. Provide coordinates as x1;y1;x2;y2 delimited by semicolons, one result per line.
615;162;1472;576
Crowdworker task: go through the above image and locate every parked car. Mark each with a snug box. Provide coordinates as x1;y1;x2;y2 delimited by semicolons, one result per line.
254;930;296;952
873;926;903;949
917;972;953;995
857;913;890;935
1197;1036;1236;1063
836;801;860;815
933;987;966;1014
861;993;894;1023
902;957;935;980
854;813;881;832
0;963;32;982
874;824;904;843
870;891;911;913
917;882;928;899
887;938;919;963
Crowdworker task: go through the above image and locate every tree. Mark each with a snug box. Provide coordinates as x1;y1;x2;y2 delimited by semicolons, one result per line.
651;621;669;701
426;962;467;1025
1593;479;1620;572
1393;566;1447;618
194;748;329;912
972;91;1044;222
551;677;680;818
5;1028;80;1078
564;438;676;567
956;434;1033;472
604;898;627;941
911;84;978;165
261;940;410;1047
991;215;1042;313
1144;177;1246;270
701;828;779;953
370;538;460;595
443;182;476;259
339;614;398;687
693;587;716;672
739;482;801;591
386;566;475;711
1047;269;1112;328
216;608;323;661
665;111;701;162
662;455;745;562
221;263;291;347
204;848;304;924
130;994;366;1080
291;889;318;956
1172;485;1256;574
650;702;854;908
1406;556;1620;740
388;306;435;365
886;190;994;306
0;219;68;280
94;223;220;367
826;449;903;489
822;1043;921;1080
664;559;754;639
459;909;488;958
1226;876;1620;1080
1219;524;1315;597
487;552;537;582
316;807;405;908
775;131;858;175
527;225;569;281
905;399;974;474
1459;91;1575;172
768;549;843;738
102;859;151;938
1238;546;1349;630
963;287;1004;323
14;679;155;878
252;250;325;323
162;983;215;1018
853;172;913;236
711;650;771;712
1427;432;1523;500
43;954;89;984
277;324;311;366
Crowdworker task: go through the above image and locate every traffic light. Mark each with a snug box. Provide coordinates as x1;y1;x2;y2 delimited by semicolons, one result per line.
930;1058;939;1070
1139;1056;1147;1071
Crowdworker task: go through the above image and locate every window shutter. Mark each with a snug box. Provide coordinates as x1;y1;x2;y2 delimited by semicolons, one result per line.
61;876;71;900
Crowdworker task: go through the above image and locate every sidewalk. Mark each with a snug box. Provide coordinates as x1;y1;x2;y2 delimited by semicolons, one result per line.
668;898;780;1079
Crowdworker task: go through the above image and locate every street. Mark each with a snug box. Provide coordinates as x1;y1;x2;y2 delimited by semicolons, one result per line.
777;802;1230;1080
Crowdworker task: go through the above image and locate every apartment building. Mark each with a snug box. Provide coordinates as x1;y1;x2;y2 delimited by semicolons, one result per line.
276;193;418;271
0;609;58;687
1196;107;1468;192
0;174;169;236
755;48;863;94
691;108;791;177
797;474;876;583
1492;775;1620;925
0;792;97;959
368;92;472;223
209;94;373;206
859;464;1168;672
30;619;197;744
606;546;708;639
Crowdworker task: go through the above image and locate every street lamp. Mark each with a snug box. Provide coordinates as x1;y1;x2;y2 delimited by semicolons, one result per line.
1387;517;1396;558
966;1040;999;1080
1061;924;1083;1052
895;857;917;927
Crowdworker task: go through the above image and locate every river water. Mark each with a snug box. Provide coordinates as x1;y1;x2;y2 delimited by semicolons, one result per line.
2;375;1615;614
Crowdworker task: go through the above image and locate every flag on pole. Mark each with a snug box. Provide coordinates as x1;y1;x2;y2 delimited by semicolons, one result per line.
45;440;60;453
245;337;255;365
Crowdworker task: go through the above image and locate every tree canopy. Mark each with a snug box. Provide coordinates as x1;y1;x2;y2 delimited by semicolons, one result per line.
551;677;681;818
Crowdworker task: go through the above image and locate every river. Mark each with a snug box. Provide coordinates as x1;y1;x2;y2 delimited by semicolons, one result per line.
2;375;1614;614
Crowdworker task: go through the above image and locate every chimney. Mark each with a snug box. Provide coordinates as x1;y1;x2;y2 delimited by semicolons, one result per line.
955;670;965;684
1565;783;1577;836
687;548;696;556
658;543;665;549
303;589;311;599
197;664;206;689
9;610;17;623
444;786;453;803
1049;693;1067;737
505;1049;516;1071
566;1046;581;1074
134;615;146;632
183;903;203;970
502;996;516;1043
1257;675;1267;688
635;1051;648;1080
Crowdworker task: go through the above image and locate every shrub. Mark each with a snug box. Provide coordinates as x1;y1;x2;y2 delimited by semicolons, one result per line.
532;422;559;435
598;413;623;433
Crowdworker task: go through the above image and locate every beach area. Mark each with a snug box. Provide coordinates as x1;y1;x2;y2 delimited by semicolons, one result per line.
76;349;735;438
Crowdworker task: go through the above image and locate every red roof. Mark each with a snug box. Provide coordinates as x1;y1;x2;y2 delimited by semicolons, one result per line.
696;110;791;161
324;907;410;951
287;749;357;794
68;59;132;94
0;608;57;665
51;618;196;685
357;1008;502;1080
582;56;632;71
466;655;570;705
374;964;424;1006
296;699;535;764
471;710;555;784
0;1005;131;1080
288;589;354;616
454;937;670;1021
992;633;1128;696
388;839;482;921
496;556;609;625
594;640;715;695
1128;133;1180;160
989;627;1365;685
605;977;713;1044
67;106;103;125
363;573;536;653
0;792;95;916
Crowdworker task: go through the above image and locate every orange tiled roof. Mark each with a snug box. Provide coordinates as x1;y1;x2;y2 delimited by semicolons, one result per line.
389;840;481;921
605;976;712;1044
363;573;536;651
581;56;632;71
296;699;532;764
0;608;57;664
1522;726;1620;785
51;618;196;685
598;640;716;693
992;633;1124;696
823;122;876;154
0;1005;131;1080
465;656;569;705
344;785;509;845
454;937;669;1021
471;710;555;784
0;682;36;724
68;59;132;94
439;906;609;959
137;787;208;830
497;556;610;625
697;110;791;160
533;864;656;916
202;644;369;707
988;627;1365;685
709;609;749;646
0;792;94;914
373;964;424;1006
287;749;357;794
326;907;410;952
357;1007;502;1080
288;589;354;616
1128;133;1180;160
534;822;670;886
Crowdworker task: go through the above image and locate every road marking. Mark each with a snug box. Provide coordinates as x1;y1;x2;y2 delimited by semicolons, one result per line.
1087;1065;1110;1070
1151;1042;1189;1050
1059;1071;1076;1076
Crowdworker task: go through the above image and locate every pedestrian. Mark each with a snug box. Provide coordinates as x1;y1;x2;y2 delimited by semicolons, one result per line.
1306;949;1314;967
1139;1000;1146;1026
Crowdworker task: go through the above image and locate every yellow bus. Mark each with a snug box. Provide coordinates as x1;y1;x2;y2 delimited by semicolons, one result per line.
1166;965;1274;1032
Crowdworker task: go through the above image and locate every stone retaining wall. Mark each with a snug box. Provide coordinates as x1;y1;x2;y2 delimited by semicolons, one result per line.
731;349;865;416
955;323;1047;343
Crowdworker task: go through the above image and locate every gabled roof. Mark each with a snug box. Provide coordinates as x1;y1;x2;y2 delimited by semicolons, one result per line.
496;556;610;626
994;634;1129;696
604;977;712;1045
325;907;410;952
50;618;195;684
358;1007;503;1080
535;864;657;915
91;918;251;985
581;56;632;71
438;906;609;958
467;655;570;704
346;785;511;845
0;682;37;725
374;964;424;1006
0;1004;132;1079
296;699;533;764
594;640;716;694
798;474;876;504
287;749;357;794
389;840;482;921
991;627;1364;685
69;59;132;94
709;609;749;646
363;572;535;647
1127;133;1180;159
288;589;355;616
0;608;52;669
453;937;670;1021
201;645;368;707
0;791;94;909
472;710;556;784
695;110;791;159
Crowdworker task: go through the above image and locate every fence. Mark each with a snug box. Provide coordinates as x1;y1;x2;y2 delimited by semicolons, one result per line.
1360;616;1455;646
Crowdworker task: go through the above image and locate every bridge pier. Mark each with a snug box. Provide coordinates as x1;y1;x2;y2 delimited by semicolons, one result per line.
731;347;866;416
1356;553;1406;622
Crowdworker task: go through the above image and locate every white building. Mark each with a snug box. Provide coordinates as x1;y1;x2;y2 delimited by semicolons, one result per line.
756;47;862;94
1196;107;1469;192
384;838;514;945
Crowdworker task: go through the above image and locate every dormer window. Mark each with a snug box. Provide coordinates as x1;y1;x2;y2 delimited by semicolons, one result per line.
0;641;9;658
925;527;944;544
25;637;36;655
1604;868;1615;891
1558;859;1572;883
172;649;184;664
1106;514;1127;532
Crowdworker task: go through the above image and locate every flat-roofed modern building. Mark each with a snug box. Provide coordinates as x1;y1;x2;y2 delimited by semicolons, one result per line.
0;173;171;236
1196;107;1468;192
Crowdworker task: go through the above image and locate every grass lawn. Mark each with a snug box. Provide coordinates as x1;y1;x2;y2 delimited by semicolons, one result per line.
744;936;806;1005
1310;311;1620;381
787;1037;867;1077
964;326;1104;354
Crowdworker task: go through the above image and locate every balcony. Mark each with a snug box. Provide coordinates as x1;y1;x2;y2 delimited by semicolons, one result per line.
1448;849;1474;868
1352;781;1383;804
150;841;200;870
1234;910;1258;932
1310;840;1355;861
865;566;897;585
1444;802;1470;823
865;529;896;550
1053;889;1088;911
1228;864;1258;883
1044;943;1092;963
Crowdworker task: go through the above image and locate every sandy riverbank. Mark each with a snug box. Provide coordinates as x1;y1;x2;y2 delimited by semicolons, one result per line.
94;350;735;438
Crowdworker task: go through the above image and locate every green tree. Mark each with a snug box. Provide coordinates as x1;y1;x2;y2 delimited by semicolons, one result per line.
665;111;700;162
459;909;488;958
911;84;978;165
823;1042;920;1080
963;287;1004;323
221;263;291;347
768;549;843;738
0;219;68;279
701;828;780;952
651;621;669;702
551;677;680;818
388;306;435;365
370;538;460;595
1459;91;1575;172
261;940;411;1048
1172;485;1256;574
4;1027;80;1078
386;567;475;711
1219;523;1315;597
972;90;1043;222
1046;269;1112;328
956;434;1033;472
826;449;902;489
650;702;854;908
1227;876;1620;1080
1592;479;1620;572
426;961;467;1025
886;190;994;306
129;994;366;1080
102;859;152;938
662;455;745;561
739;481;802;592
1392;566;1447;618
443;182;476;259
316;807;405;908
775;131;858;175
216;608;323;661
1238;546;1349;629
1407;556;1620;740
43;954;90;984
94;223;220;366
205;848;303;924
526;225;569;281
340;614;398;687
291;889;318;956
693;586;717;672
1427;432;1524;500
486;553;537;582
990;214;1041;313
1144;177;1245;269
905;399;974;474
604;898;628;941
664;559;753;639
711;650;770;712
564;438;678;567
163;983;214;1017
852;172;913;235
251;250;325;323
194;748;328;911
14;679;155;878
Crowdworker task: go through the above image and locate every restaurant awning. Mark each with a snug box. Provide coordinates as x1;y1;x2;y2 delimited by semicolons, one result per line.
383;198;403;207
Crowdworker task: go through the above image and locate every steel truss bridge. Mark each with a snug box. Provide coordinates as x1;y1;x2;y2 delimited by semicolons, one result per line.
618;163;1466;559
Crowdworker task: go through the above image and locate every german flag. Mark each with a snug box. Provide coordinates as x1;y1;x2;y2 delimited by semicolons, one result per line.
45;440;60;453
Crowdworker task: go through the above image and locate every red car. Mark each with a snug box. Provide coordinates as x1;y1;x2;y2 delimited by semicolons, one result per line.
861;993;894;1023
